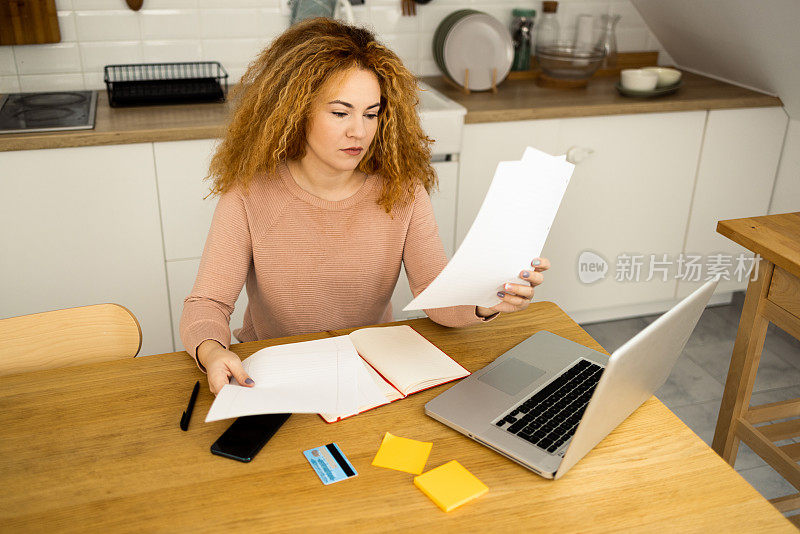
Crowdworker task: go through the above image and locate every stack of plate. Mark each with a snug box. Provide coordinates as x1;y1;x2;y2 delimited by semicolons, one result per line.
433;9;514;91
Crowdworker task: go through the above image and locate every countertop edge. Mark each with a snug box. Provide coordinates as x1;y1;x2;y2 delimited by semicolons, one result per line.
0;126;226;152
463;96;783;123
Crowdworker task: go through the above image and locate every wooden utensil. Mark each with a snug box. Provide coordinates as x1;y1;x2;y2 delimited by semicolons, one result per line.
0;0;60;45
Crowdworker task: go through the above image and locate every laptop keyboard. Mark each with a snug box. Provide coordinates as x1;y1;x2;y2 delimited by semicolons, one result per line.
494;359;604;454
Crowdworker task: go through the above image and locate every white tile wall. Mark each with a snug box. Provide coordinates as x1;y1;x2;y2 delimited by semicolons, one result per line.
140;10;201;40
75;10;140;42
14;43;83;75
80;41;143;72
0;0;671;92
57;12;78;42
199;9;264;39
0;48;17;76
19;73;85;92
142;40;203;63
0;76;22;93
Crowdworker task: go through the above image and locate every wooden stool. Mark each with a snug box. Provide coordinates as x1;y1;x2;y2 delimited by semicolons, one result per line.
712;212;800;517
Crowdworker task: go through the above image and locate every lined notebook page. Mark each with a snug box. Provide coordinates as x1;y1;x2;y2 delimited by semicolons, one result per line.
205;336;359;422
348;325;468;395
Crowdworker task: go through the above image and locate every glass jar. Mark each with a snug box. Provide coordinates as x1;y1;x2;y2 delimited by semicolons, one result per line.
535;1;560;51
596;14;621;68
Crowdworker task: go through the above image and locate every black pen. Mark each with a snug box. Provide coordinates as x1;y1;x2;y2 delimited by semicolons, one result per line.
180;381;200;431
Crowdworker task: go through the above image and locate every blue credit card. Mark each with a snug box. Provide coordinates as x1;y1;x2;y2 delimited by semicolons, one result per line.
303;442;358;485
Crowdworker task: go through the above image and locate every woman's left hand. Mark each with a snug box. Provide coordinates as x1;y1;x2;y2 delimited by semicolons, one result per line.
477;257;550;317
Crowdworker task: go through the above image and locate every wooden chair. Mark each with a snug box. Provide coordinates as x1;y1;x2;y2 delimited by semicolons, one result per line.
0;303;142;377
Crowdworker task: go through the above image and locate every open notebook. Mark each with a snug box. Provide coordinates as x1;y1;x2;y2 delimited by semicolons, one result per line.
204;325;469;423
319;325;470;423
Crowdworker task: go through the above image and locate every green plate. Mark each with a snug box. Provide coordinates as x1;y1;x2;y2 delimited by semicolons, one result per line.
434;10;472;74
615;80;682;98
433;9;479;78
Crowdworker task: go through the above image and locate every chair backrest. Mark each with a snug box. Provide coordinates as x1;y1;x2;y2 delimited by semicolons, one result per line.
0;303;142;377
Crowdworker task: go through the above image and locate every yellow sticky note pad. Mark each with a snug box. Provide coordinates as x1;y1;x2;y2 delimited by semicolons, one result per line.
371;432;433;474
413;460;489;512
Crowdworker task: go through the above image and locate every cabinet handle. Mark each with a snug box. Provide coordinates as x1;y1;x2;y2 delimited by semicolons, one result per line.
566;146;595;164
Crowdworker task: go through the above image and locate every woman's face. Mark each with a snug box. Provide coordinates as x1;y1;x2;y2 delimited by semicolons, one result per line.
304;67;381;173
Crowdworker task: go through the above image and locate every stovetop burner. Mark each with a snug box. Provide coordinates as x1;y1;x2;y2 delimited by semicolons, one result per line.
19;92;88;108
13;106;76;122
0;90;97;134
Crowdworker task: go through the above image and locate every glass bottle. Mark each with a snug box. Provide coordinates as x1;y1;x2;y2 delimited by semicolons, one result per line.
535;1;560;51
510;8;536;71
596;14;621;68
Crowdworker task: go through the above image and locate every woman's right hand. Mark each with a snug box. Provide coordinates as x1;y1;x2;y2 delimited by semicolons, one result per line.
197;339;256;395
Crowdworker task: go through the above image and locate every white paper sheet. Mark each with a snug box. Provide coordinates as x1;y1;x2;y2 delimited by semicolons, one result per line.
404;147;574;311
204;336;359;423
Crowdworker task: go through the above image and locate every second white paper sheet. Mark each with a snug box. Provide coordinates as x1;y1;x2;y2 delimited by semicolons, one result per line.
404;147;574;311
204;336;359;423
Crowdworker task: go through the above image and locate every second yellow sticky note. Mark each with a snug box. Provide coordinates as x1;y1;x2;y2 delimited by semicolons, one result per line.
371;432;433;475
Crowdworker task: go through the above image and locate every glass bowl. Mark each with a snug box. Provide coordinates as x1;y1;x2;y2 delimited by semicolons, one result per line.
535;44;605;81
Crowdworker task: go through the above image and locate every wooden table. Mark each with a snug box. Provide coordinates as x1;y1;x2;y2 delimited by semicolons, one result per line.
713;212;800;517
2;302;792;533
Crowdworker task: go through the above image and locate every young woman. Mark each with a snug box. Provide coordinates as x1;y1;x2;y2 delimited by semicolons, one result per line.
180;18;550;395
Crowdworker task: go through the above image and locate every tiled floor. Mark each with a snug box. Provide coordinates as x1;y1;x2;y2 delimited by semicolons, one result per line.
580;291;800;520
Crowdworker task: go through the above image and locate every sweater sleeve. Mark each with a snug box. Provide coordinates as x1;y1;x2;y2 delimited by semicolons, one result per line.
403;182;499;327
180;188;253;371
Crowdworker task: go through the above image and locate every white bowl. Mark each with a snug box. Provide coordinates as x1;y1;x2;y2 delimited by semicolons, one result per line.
641;67;682;87
620;69;658;91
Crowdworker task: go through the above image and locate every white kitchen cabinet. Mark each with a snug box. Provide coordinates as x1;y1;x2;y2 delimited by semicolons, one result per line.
430;159;459;259
546;111;705;317
0;144;173;357
154;139;219;261
456;118;561;246
166;259;249;352
458;111;707;322
676;107;788;298
390;159;459;320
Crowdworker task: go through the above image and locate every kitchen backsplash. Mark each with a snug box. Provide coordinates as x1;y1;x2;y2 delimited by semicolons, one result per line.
0;0;671;94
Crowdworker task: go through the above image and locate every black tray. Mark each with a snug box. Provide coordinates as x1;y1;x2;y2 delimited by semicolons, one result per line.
104;62;228;107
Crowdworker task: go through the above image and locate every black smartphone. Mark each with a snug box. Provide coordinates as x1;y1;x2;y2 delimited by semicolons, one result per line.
210;413;291;462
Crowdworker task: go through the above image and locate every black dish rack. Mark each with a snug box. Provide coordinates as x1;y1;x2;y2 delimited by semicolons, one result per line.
103;62;228;107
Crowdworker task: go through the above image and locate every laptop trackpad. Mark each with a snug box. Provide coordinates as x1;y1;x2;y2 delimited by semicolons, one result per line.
478;358;546;396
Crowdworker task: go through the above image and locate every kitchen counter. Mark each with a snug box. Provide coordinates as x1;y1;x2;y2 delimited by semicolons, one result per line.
0;93;233;152
0;71;782;152
420;71;782;124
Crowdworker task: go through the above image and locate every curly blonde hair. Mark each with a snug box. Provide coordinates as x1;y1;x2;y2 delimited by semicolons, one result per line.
207;17;437;214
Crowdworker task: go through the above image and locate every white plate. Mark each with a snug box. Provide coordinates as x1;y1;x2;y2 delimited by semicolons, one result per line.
443;13;513;91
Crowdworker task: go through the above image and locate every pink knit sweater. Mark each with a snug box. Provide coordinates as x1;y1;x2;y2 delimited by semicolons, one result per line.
180;161;497;370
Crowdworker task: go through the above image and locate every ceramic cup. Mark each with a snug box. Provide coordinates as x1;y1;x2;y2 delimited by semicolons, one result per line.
641;67;682;87
620;69;658;91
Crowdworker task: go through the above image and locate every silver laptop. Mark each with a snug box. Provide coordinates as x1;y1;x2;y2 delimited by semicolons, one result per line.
425;279;719;479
